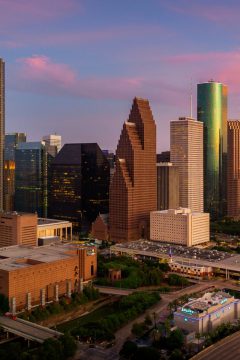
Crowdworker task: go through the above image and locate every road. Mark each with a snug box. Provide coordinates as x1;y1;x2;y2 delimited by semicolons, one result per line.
191;331;240;360
93;285;134;296
0;316;62;343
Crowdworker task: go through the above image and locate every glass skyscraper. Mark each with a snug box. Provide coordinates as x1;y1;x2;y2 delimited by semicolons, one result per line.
15;142;53;217
48;143;110;232
197;81;228;219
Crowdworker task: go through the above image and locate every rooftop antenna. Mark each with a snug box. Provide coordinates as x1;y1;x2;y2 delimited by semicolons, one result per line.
190;78;193;118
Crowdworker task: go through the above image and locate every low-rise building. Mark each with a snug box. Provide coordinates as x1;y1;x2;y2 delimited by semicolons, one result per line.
37;218;72;242
174;291;240;333
0;212;37;247
0;243;96;313
169;260;213;279
150;208;209;246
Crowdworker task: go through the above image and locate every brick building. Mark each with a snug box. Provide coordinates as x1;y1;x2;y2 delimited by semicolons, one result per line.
0;243;96;312
91;213;109;241
0;212;37;247
109;97;157;242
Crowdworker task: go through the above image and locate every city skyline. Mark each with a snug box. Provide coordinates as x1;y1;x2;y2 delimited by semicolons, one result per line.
2;0;240;151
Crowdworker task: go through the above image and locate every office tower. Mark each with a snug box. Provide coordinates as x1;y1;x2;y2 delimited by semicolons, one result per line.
109;97;157;242
227;120;240;219
0;59;5;210
157;162;179;210
170;117;203;212
3;133;26;211
15;142;53;217
150;208;209;247
42;134;61;157
3;160;15;211
5;133;26;161
49;143;110;231
197;81;228;218
157;151;170;163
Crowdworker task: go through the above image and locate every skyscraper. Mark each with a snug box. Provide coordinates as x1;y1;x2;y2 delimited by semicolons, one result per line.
15;142;53;217
170;117;203;212
197;81;228;218
5;133;26;161
157;162;179;211
49;143;110;231
109;97;157;242
227;120;240;219
42;134;61;157
0;59;5;210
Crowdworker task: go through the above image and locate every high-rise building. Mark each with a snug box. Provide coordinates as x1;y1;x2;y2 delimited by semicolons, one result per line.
15;142;53;217
3;133;26;211
197;81;228;218
3;160;15;211
157;162;179;211
5;133;26;161
157;151;170;163
170;117;203;212
109;97;157;242
42;134;61;157
0;59;5;210
227;120;240;219
49;143;110;231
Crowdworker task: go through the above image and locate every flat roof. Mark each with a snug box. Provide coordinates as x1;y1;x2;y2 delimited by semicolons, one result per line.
37;218;72;226
111;240;240;272
0;243;95;272
181;291;233;313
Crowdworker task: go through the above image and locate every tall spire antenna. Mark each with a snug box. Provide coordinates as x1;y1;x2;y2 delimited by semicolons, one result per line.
190;78;193;118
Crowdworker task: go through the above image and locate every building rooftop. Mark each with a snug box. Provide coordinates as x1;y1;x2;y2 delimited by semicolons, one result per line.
37;218;72;226
151;208;208;216
181;291;233;314
0;243;95;272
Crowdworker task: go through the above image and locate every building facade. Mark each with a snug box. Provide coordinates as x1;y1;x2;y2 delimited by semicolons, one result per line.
150;208;209;246
197;81;228;218
174;292;240;334
0;59;5;211
49;143;110;232
37;218;72;242
170;117;203;212
4;133;27;161
0;212;37;247
157;162;179;211
42;134;62;157
0;243;97;312
3;160;15;211
227;120;240;219
15;142;53;217
109;98;157;242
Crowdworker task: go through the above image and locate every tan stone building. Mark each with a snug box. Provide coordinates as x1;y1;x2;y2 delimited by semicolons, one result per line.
150;208;209;247
170;117;203;212
227;120;240;219
37;218;72;241
109;98;157;242
0;212;37;247
157;162;179;211
0;243;97;312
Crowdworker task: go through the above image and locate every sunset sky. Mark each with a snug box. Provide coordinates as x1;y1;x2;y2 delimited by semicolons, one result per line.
2;0;240;151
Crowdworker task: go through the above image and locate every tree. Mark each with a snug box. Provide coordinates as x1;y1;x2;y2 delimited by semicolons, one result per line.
59;333;77;358
0;293;9;313
132;347;160;360
169;349;184;360
167;329;184;350
119;340;137;359
39;338;63;360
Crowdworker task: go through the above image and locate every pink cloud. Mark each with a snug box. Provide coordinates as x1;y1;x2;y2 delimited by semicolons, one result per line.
0;0;81;26
10;55;183;104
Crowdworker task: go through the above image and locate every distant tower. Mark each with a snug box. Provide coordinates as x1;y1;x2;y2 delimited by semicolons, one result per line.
157;162;179;211
197;81;228;218
227;120;240;219
109;97;157;242
42;134;61;157
0;59;5;210
170;117;203;212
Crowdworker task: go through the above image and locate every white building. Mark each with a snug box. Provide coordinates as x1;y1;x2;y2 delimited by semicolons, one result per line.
42;134;61;153
150;208;209;247
174;291;240;334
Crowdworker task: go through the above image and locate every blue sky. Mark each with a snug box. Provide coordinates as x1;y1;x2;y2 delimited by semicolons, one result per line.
2;0;240;151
